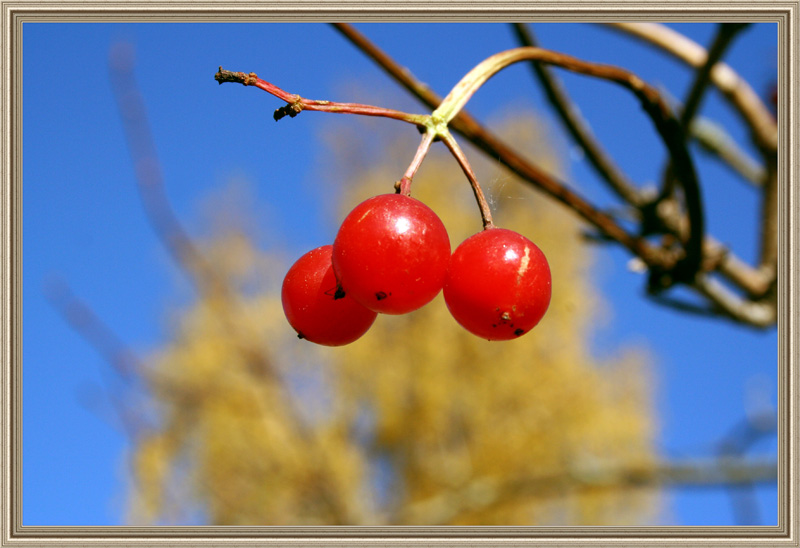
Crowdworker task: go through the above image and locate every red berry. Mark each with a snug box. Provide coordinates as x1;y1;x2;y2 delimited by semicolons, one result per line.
443;228;551;340
332;194;451;314
282;245;377;346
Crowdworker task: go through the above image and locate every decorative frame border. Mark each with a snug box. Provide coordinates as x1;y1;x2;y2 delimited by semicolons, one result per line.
1;2;796;546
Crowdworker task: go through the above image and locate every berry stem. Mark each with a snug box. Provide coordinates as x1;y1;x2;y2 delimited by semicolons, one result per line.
215;67;428;126
439;130;494;229
396;131;436;196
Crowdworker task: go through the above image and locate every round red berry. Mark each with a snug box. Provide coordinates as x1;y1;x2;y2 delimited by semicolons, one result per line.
332;194;451;315
443;228;551;340
282;245;377;346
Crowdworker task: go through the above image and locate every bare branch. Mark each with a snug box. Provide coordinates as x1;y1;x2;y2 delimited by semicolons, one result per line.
601;23;777;153
690;117;766;186
681;23;750;131
693;274;776;328
510;23;642;207
759;153;779;276
605;23;777;296
658;23;750;202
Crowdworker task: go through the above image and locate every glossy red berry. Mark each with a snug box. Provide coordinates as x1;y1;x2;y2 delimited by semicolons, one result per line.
332;194;451;315
443;228;551;340
282;245;377;346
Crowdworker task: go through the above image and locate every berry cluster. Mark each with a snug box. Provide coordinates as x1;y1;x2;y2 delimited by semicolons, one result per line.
281;193;552;346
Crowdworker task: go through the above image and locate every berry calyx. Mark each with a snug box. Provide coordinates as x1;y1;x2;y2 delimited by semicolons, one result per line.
332;194;451;315
281;245;377;346
443;228;551;340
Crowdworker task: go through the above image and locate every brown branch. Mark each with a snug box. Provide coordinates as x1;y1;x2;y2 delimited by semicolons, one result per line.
702;237;772;299
658;23;750;202
512;24;753;297
759;152;779;280
693;274;776;327
510;23;642;207
601;22;777;154
509;45;708;286
627;22;776;296
681;23;750;131
690;117;766;186
603;23;777;285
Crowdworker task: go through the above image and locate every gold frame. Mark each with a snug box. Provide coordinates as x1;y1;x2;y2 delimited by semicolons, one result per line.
2;3;796;546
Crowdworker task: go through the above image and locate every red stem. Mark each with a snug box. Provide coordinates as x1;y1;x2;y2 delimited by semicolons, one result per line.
397;132;435;196
439;132;494;229
215;67;426;125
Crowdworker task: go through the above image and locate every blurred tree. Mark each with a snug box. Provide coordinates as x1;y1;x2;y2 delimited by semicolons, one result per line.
125;114;658;526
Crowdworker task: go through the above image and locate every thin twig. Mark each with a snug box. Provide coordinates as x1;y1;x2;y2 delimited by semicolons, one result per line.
681;23;750;130
692;274;776;327
215;67;427;126
605;23;776;290
658;23;750;201
600;22;777;153
758;152;779;279
690;117;766;186
510;23;642;206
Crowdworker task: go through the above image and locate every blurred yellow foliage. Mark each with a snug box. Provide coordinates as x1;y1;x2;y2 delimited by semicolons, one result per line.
127;112;658;526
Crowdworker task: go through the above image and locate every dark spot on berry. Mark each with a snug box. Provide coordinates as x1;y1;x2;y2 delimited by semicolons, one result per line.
514;328;524;337
325;284;346;300
333;284;346;300
376;291;388;301
492;324;497;328
297;332;306;340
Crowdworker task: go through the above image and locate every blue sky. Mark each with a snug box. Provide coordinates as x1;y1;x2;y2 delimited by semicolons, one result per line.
22;22;778;526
